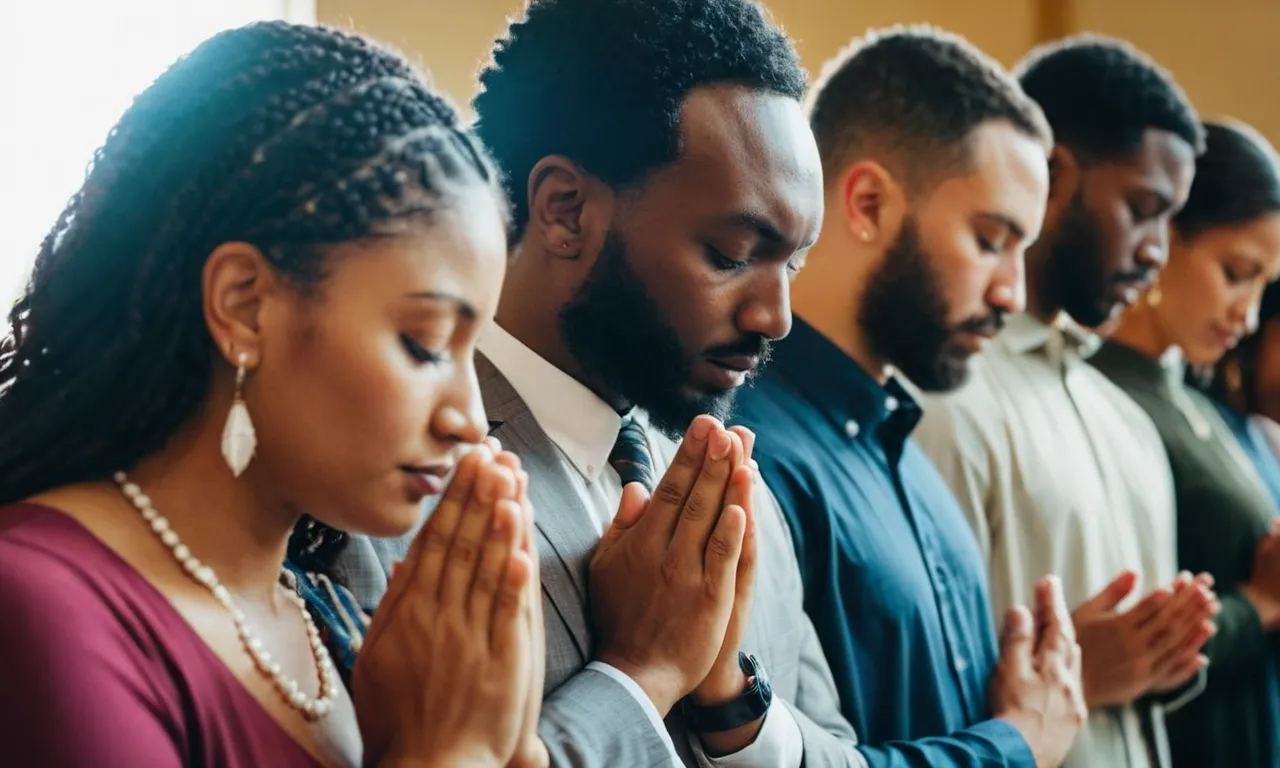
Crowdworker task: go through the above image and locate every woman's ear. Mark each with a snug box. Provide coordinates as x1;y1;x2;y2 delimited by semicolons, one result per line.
202;242;277;368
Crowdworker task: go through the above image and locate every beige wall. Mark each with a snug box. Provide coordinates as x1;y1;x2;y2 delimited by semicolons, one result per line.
318;0;1279;142
1072;0;1280;143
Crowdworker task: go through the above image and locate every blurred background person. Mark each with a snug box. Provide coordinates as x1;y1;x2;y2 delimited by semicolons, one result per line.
913;35;1214;768
1092;119;1280;768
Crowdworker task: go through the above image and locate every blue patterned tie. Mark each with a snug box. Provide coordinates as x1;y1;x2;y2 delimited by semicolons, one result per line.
609;417;655;491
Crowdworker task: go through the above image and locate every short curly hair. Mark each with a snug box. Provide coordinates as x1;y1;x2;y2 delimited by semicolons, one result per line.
808;26;1050;192
473;0;807;235
1016;34;1205;162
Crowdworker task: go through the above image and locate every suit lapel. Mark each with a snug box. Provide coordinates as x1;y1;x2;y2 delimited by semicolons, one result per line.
477;353;596;661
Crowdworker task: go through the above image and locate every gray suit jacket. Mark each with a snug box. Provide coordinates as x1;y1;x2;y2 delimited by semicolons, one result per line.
333;354;865;767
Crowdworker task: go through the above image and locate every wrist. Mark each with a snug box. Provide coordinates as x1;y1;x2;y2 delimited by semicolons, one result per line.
378;750;499;768
994;711;1047;766
594;652;683;716
690;664;748;706
698;716;766;757
1241;582;1280;631
379;737;502;768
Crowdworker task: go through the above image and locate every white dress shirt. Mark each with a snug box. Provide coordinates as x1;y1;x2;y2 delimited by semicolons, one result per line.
913;313;1182;768
480;323;805;768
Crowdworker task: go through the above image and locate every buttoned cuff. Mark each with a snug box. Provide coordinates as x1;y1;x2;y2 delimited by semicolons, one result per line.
980;718;1038;768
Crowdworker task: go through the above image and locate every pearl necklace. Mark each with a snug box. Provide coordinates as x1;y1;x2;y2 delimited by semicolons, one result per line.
113;472;338;721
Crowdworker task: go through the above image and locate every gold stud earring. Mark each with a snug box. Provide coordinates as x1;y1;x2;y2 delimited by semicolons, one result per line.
1146;284;1163;308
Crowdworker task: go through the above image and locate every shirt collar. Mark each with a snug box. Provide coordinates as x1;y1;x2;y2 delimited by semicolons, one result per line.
478;323;622;482
1092;339;1185;390
998;312;1102;360
769;317;921;443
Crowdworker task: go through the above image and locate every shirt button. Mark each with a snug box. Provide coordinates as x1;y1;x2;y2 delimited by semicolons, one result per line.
885;395;899;412
953;656;969;673
844;420;860;438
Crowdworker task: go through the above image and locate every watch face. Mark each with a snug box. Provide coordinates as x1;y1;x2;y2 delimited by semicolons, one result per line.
740;652;767;685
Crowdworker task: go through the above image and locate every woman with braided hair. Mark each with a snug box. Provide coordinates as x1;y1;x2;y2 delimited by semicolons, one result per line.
0;20;546;768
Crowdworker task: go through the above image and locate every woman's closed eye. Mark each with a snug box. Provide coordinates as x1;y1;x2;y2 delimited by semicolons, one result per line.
400;334;449;364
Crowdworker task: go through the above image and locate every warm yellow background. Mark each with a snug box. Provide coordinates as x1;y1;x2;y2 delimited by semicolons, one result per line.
316;0;1280;143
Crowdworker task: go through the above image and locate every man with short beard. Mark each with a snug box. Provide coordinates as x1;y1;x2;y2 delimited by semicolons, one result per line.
914;36;1218;768
340;0;849;765
732;28;1087;768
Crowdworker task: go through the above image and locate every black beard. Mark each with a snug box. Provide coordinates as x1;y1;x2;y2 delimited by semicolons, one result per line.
859;217;1004;392
1047;193;1115;329
558;228;771;438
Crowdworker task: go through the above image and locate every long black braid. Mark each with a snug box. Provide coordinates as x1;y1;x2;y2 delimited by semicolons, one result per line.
0;21;506;571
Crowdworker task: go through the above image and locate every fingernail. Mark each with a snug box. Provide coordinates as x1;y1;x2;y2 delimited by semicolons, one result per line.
693;418;712;441
749;459;759;473
710;431;731;460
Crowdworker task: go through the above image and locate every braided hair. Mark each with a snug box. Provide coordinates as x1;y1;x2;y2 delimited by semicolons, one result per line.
0;21;506;569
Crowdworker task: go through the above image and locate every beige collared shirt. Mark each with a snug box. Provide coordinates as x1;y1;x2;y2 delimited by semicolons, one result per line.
912;313;1179;768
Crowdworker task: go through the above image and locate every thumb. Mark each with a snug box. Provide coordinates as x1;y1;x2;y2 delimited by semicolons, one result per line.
1000;605;1036;674
1074;569;1138;619
600;482;649;551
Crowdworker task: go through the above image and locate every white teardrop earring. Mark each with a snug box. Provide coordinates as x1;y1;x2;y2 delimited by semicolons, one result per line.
221;352;257;477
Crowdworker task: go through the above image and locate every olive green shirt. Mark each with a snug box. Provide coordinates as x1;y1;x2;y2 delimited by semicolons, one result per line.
1091;339;1280;768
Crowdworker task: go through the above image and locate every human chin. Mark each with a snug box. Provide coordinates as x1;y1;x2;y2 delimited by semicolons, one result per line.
897;337;973;393
644;382;736;440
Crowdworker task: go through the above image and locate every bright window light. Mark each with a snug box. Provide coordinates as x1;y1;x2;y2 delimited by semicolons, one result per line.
0;0;315;310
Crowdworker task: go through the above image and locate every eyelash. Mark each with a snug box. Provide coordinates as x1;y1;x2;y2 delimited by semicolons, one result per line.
706;245;750;272
977;235;999;254
1223;265;1252;286
400;334;448;365
1128;200;1159;223
707;244;805;277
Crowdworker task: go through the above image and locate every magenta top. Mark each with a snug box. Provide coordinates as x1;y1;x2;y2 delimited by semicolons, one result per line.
0;503;325;767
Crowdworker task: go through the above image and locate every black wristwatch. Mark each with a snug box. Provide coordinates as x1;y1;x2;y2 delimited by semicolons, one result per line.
684;652;773;733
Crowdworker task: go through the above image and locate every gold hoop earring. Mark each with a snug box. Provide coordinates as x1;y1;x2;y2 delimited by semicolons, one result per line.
1146;284;1163;308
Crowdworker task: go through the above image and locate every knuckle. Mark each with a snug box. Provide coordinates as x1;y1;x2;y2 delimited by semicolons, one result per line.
450;540;479;565
472;572;499;595
496;583;523;612
424;527;452;553
673;448;702;469
659;552;682;584
683;492;709;522
706;531;732;559
654;481;685;507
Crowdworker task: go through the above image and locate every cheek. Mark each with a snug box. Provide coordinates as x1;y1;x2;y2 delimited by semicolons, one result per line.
256;333;425;478
643;251;734;347
1096;211;1135;271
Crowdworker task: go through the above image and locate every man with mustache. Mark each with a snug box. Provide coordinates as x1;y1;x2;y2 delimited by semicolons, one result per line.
331;1;999;765
914;36;1219;768
731;28;1086;768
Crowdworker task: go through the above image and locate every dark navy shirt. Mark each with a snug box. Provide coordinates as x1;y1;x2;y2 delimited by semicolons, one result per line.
734;318;1032;768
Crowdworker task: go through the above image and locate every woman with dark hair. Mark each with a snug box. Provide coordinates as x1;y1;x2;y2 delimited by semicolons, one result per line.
1194;281;1280;505
1092;119;1280;768
0;21;546;768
